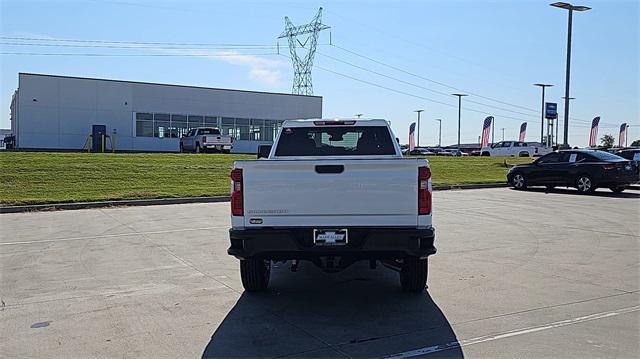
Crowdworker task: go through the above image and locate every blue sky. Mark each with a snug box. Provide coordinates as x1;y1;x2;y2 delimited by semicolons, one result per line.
1;0;638;146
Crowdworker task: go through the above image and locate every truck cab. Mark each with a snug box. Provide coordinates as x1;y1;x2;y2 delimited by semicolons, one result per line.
227;119;436;293
481;141;551;157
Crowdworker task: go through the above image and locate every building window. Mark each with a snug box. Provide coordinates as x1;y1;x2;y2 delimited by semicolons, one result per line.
172;114;187;138
264;120;277;141
135;112;286;141
154;113;170;138
250;119;263;141
236;118;250;140
221;117;235;137
188;115;203;129
136;113;153;137
205;116;219;128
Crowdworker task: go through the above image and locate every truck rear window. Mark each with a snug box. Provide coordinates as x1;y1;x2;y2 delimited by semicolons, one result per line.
198;128;221;135
275;126;396;156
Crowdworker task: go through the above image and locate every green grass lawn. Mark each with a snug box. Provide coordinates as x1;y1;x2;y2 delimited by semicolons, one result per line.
0;152;531;205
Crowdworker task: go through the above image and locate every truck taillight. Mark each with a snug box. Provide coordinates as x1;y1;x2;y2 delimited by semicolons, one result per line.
418;166;432;215
202;136;207;143
231;168;243;216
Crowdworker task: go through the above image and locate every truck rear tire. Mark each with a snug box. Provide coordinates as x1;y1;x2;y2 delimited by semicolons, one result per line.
400;257;428;293
240;258;271;292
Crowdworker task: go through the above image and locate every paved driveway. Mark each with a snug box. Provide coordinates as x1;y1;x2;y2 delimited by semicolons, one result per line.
1;188;638;358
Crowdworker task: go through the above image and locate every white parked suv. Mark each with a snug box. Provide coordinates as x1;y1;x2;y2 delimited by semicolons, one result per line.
227;119;436;292
481;141;551;157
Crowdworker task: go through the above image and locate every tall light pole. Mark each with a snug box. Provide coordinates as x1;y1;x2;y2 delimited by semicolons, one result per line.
434;119;442;147
492;117;495;145
414;109;424;147
560;96;575;147
501;128;505;141
550;2;591;147
625;124;630;147
452;94;467;153
534;83;553;145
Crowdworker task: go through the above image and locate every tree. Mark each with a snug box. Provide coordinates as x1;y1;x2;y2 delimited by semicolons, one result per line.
631;139;640;147
600;134;615;149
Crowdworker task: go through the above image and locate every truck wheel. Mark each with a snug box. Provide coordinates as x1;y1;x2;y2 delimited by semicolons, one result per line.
240;258;271;292
519;151;530;157
481;152;490;156
400;257;428;293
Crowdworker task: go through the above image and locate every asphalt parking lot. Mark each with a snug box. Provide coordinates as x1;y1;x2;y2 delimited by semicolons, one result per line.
1;188;638;358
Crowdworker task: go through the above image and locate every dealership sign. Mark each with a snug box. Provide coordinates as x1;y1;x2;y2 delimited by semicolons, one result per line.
545;102;558;119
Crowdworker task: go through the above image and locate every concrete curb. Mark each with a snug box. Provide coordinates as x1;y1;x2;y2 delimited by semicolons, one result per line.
0;196;229;214
432;183;509;191
4;182;637;214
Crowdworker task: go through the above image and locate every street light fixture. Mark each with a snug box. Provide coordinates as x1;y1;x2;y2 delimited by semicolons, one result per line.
452;94;468;154
550;2;591;147
414;109;424;147
534;83;553;145
355;113;363;118
434;119;442;147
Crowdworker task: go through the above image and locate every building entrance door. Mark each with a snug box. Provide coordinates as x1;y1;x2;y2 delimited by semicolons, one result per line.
92;125;106;152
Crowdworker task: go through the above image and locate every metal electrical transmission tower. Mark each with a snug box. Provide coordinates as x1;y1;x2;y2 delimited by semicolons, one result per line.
278;7;330;95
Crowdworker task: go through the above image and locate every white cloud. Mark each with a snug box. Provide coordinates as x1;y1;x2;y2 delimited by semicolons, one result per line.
211;50;284;87
4;32;288;87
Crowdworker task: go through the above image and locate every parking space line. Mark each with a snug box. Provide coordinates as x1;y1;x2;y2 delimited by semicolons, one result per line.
0;226;229;246
384;305;640;358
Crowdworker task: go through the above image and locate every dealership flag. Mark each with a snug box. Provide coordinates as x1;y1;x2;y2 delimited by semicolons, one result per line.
480;116;493;147
519;122;527;142
588;116;600;147
619;123;627;147
408;122;416;152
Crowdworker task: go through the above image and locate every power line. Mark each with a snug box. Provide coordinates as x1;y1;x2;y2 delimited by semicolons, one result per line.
287;54;530;123
1;52;279;57
0;41;278;50
331;43;540;114
317;51;544;119
330;43;620;127
0;35;276;47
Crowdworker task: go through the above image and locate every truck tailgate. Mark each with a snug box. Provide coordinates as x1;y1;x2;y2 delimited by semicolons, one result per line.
239;159;423;228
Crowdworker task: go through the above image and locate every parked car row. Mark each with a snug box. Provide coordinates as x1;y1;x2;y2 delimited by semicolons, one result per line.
507;149;639;193
403;147;469;156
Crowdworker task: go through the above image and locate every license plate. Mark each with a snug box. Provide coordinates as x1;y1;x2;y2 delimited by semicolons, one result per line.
313;229;348;246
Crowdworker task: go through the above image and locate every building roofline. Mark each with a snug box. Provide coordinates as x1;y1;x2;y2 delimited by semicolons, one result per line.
18;72;323;99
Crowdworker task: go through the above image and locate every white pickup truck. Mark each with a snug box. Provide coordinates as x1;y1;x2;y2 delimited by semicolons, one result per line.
179;127;233;153
480;141;551;157
227;119;436;292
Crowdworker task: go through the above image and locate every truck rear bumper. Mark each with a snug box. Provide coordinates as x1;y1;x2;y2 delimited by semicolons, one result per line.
228;227;436;260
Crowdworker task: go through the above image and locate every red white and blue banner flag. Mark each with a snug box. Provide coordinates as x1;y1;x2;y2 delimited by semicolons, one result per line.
519;122;527;142
408;122;416;152
588;116;600;147
619;123;627;147
480;116;493;147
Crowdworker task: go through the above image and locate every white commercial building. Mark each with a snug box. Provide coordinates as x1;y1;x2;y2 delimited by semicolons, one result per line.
9;73;322;153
